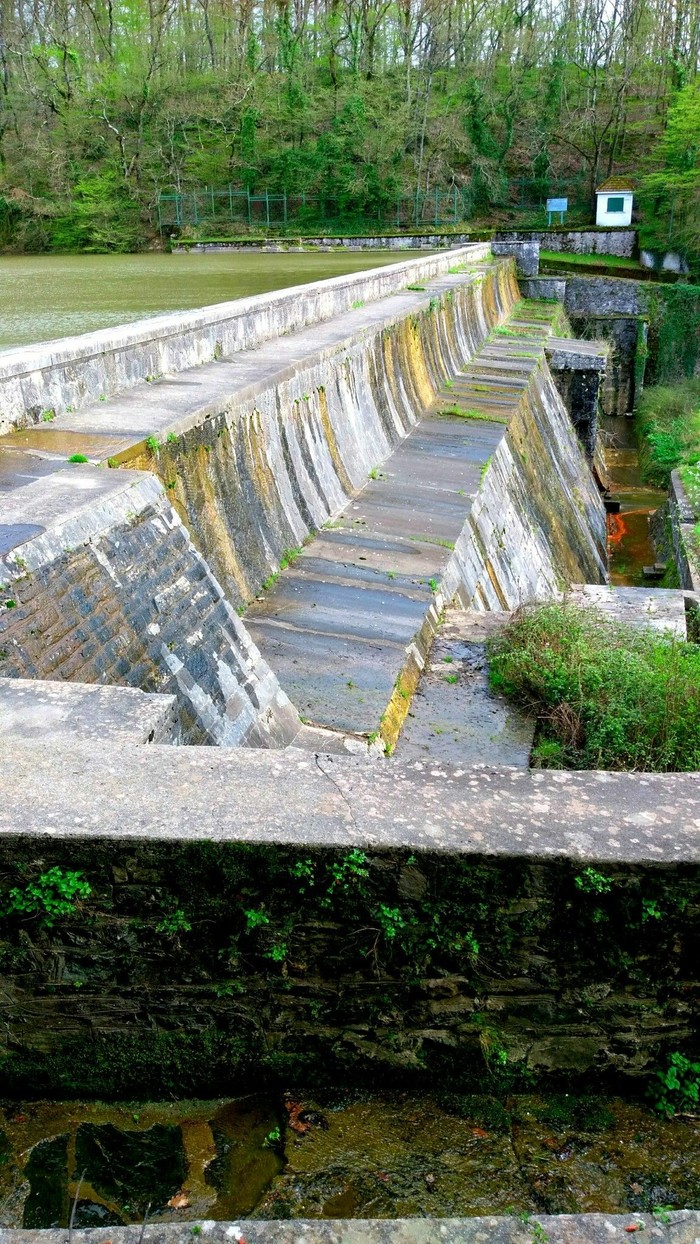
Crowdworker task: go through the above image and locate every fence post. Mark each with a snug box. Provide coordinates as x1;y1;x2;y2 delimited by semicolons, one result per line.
265;188;270;227
247;188;252;227
435;187;439;227
283;189;288;226
193;192;199;226
228;185;233;223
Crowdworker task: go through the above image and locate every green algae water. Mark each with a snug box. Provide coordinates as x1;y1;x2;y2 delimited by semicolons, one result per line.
0;251;414;349
3;1093;700;1226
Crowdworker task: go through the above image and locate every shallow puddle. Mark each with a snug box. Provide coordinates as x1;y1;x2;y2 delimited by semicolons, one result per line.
2;1093;700;1225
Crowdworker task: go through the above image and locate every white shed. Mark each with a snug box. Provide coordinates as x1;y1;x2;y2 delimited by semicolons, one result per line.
595;177;634;227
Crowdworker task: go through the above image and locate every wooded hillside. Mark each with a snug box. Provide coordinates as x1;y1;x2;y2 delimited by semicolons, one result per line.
0;1;698;253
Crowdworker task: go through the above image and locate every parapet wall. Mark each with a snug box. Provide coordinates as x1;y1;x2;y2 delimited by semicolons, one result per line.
0;245;490;435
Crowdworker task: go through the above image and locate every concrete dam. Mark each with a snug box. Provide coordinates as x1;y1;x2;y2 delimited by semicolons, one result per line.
1;245;700;1240
0;245;607;749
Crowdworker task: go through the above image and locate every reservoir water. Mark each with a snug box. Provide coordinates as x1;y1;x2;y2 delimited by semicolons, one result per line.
0;251;413;349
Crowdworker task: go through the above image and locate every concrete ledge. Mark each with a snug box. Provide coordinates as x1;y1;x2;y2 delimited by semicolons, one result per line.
0;245;490;435
1;741;698;861
0;678;179;743
1;1211;698;1244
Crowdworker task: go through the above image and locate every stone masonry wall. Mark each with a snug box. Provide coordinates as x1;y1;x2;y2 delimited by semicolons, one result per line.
0;472;298;747
444;364;608;610
0;835;697;1097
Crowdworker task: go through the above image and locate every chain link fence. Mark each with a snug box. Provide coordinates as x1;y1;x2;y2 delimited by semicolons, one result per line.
157;179;589;234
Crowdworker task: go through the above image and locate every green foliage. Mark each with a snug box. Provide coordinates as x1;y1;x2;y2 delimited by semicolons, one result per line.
488;602;700;771
639;84;700;268
4;867;91;927
155;909;192;936
637;377;700;485
67;453;90;463
644;288;700;386
575;868;613;895
145;435;160;452
651;1051;700;1117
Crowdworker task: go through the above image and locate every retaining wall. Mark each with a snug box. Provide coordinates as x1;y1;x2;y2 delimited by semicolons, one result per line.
0;760;697;1094
0;246;490;436
0;471;299;747
495;229;638;258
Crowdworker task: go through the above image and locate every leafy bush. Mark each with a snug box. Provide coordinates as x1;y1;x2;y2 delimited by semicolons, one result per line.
4;867;91;927
651;1051;700;1117
487;602;700;771
637;378;700;486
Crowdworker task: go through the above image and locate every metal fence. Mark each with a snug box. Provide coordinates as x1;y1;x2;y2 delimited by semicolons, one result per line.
157;179;589;234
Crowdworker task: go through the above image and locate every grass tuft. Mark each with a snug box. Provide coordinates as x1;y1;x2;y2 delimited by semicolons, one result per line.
487;601;700;772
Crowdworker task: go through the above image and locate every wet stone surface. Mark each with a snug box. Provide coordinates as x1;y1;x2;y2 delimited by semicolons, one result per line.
394;609;534;765
4;1095;700;1227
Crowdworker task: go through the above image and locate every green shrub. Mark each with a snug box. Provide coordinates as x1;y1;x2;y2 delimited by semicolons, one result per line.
637;378;700;486
487;602;700;771
651;1051;700;1117
4;867;91;927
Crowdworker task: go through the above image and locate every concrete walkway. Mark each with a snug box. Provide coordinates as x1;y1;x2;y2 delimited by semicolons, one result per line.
0;263;493;494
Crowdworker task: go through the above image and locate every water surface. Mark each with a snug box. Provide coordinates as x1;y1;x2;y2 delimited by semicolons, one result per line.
0;251;412;349
4;1092;700;1226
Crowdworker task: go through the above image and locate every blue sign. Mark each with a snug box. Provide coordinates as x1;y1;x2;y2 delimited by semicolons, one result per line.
546;196;568;225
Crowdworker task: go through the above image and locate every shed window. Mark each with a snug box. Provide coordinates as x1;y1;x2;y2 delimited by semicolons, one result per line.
607;196;626;212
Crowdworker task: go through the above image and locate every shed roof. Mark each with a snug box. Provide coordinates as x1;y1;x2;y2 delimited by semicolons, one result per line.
596;176;635;193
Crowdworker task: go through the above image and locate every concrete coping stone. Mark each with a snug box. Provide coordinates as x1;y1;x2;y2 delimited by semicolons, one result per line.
0;1210;697;1244
1;739;699;863
545;338;608;370
0;467;166;571
0;677;177;744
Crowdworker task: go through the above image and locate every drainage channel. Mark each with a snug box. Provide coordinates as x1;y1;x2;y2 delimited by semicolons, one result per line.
5;1091;700;1226
603;414;668;587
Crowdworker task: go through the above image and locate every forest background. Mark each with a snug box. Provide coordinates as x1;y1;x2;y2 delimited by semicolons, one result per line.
0;0;698;259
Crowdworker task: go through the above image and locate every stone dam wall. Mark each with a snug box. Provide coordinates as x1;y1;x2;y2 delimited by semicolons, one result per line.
444;362;607;611
0;471;298;747
0;256;606;747
0;827;697;1095
117;259;519;609
0;245;490;437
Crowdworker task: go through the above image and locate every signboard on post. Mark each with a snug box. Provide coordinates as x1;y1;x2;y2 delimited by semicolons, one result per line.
546;197;568;225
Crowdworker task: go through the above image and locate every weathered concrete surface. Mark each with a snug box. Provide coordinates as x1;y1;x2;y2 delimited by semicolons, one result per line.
2;1215;699;1244
0;245;490;435
0;260;513;615
491;240;540;276
394;610;535;765
244;298;606;743
244;412;505;736
0;740;698;860
669;471;700;594
0;470;299;747
495;228;638;258
567;585;688;636
0;677;178;743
